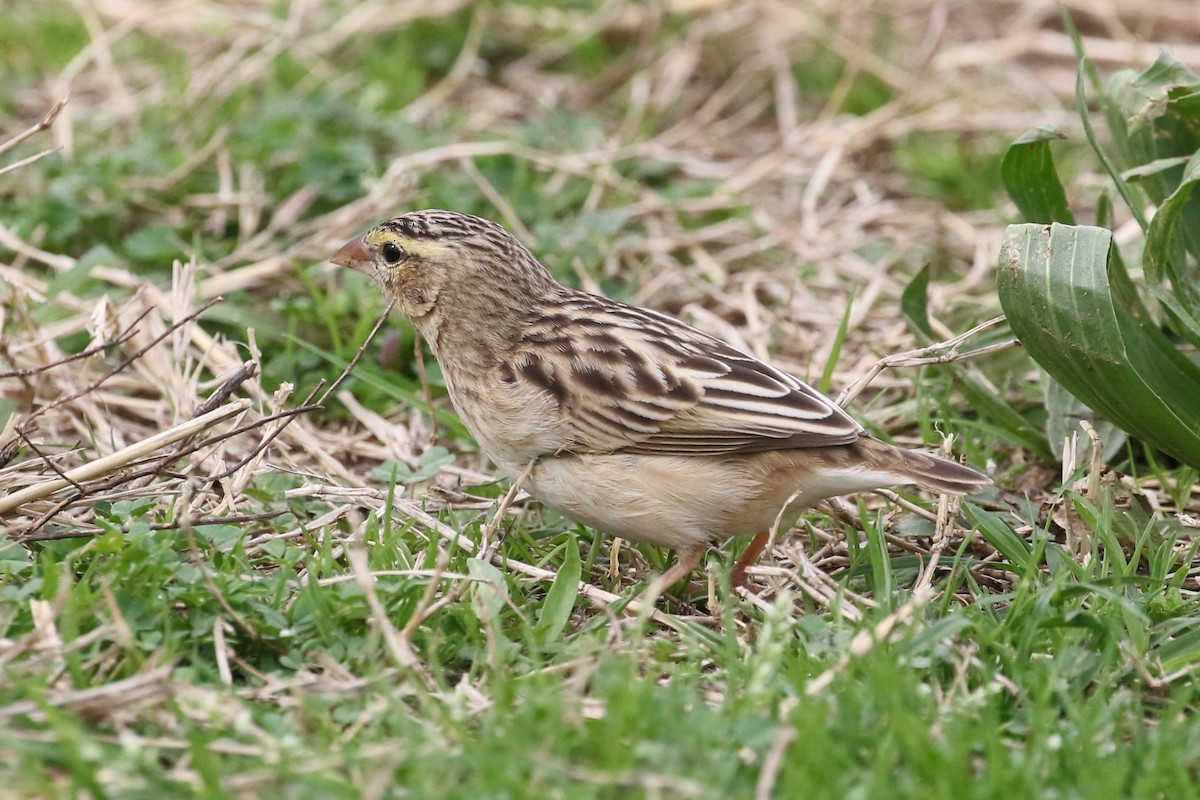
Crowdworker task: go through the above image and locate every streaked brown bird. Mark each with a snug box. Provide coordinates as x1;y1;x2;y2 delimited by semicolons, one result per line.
332;210;988;590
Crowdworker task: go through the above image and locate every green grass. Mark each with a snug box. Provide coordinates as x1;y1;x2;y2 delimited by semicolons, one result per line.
5;489;1199;798
2;1;1199;798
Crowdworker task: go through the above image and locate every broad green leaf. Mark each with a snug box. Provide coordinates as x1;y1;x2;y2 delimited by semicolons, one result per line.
1000;126;1076;224
1107;52;1200;261
1108;53;1200;204
534;539;581;646
1000;125;1117;463
1144;151;1200;313
998;223;1200;469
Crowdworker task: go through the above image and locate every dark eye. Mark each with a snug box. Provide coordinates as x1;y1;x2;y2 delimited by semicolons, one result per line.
381;242;404;264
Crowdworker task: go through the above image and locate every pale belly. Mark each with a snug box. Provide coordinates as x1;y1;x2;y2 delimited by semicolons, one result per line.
507;449;910;551
520;452;789;550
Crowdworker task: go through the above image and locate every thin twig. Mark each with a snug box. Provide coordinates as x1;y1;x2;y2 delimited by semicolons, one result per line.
0;96;67;160
203;381;318;483
5;406;314;538
0;147;62;178
837;315;1012;408
0;666;173;723
193;360;259;417
15;429;87;495
479;458;537;560
316;299;395;407
27;296;224;423
0;400;252;516
0;306;153;379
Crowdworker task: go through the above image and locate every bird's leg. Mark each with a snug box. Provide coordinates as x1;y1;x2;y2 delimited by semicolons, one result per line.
729;530;770;589
644;542;708;599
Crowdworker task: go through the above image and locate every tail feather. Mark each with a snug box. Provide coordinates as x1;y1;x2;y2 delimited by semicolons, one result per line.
854;436;990;495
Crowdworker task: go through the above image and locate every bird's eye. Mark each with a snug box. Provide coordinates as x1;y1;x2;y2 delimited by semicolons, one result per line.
381;242;404;264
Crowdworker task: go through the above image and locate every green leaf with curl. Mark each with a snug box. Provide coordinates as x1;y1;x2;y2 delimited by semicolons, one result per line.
997;223;1200;469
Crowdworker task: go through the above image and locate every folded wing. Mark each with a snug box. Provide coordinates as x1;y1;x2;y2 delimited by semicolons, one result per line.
508;298;863;457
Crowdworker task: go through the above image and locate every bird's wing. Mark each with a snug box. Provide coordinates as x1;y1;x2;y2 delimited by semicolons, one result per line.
505;297;863;456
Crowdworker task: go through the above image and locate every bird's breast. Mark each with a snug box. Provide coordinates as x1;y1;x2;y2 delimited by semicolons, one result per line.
440;360;571;475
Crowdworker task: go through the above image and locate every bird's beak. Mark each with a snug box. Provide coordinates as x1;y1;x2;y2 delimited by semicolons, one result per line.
331;237;373;273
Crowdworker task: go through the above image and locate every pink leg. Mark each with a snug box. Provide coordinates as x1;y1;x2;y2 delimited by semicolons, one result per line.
657;542;708;588
729;531;770;589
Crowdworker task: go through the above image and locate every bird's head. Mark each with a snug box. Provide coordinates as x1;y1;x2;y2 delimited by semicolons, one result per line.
331;210;553;327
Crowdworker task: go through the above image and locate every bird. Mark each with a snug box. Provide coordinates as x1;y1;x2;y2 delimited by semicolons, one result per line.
331;210;989;592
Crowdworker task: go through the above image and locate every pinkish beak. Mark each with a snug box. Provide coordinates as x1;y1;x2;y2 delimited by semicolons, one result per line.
330;237;373;273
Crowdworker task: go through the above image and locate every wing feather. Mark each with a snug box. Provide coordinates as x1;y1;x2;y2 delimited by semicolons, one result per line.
505;296;862;457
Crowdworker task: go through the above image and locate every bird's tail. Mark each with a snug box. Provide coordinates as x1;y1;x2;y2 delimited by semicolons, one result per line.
854;436;990;494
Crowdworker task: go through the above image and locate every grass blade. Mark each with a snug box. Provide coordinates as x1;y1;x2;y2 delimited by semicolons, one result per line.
535;539;581;646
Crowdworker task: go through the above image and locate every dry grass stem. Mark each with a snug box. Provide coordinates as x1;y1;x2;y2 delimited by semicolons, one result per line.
0;665;174;723
837;315;1012;408
0;400;251;516
0;95;67;160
